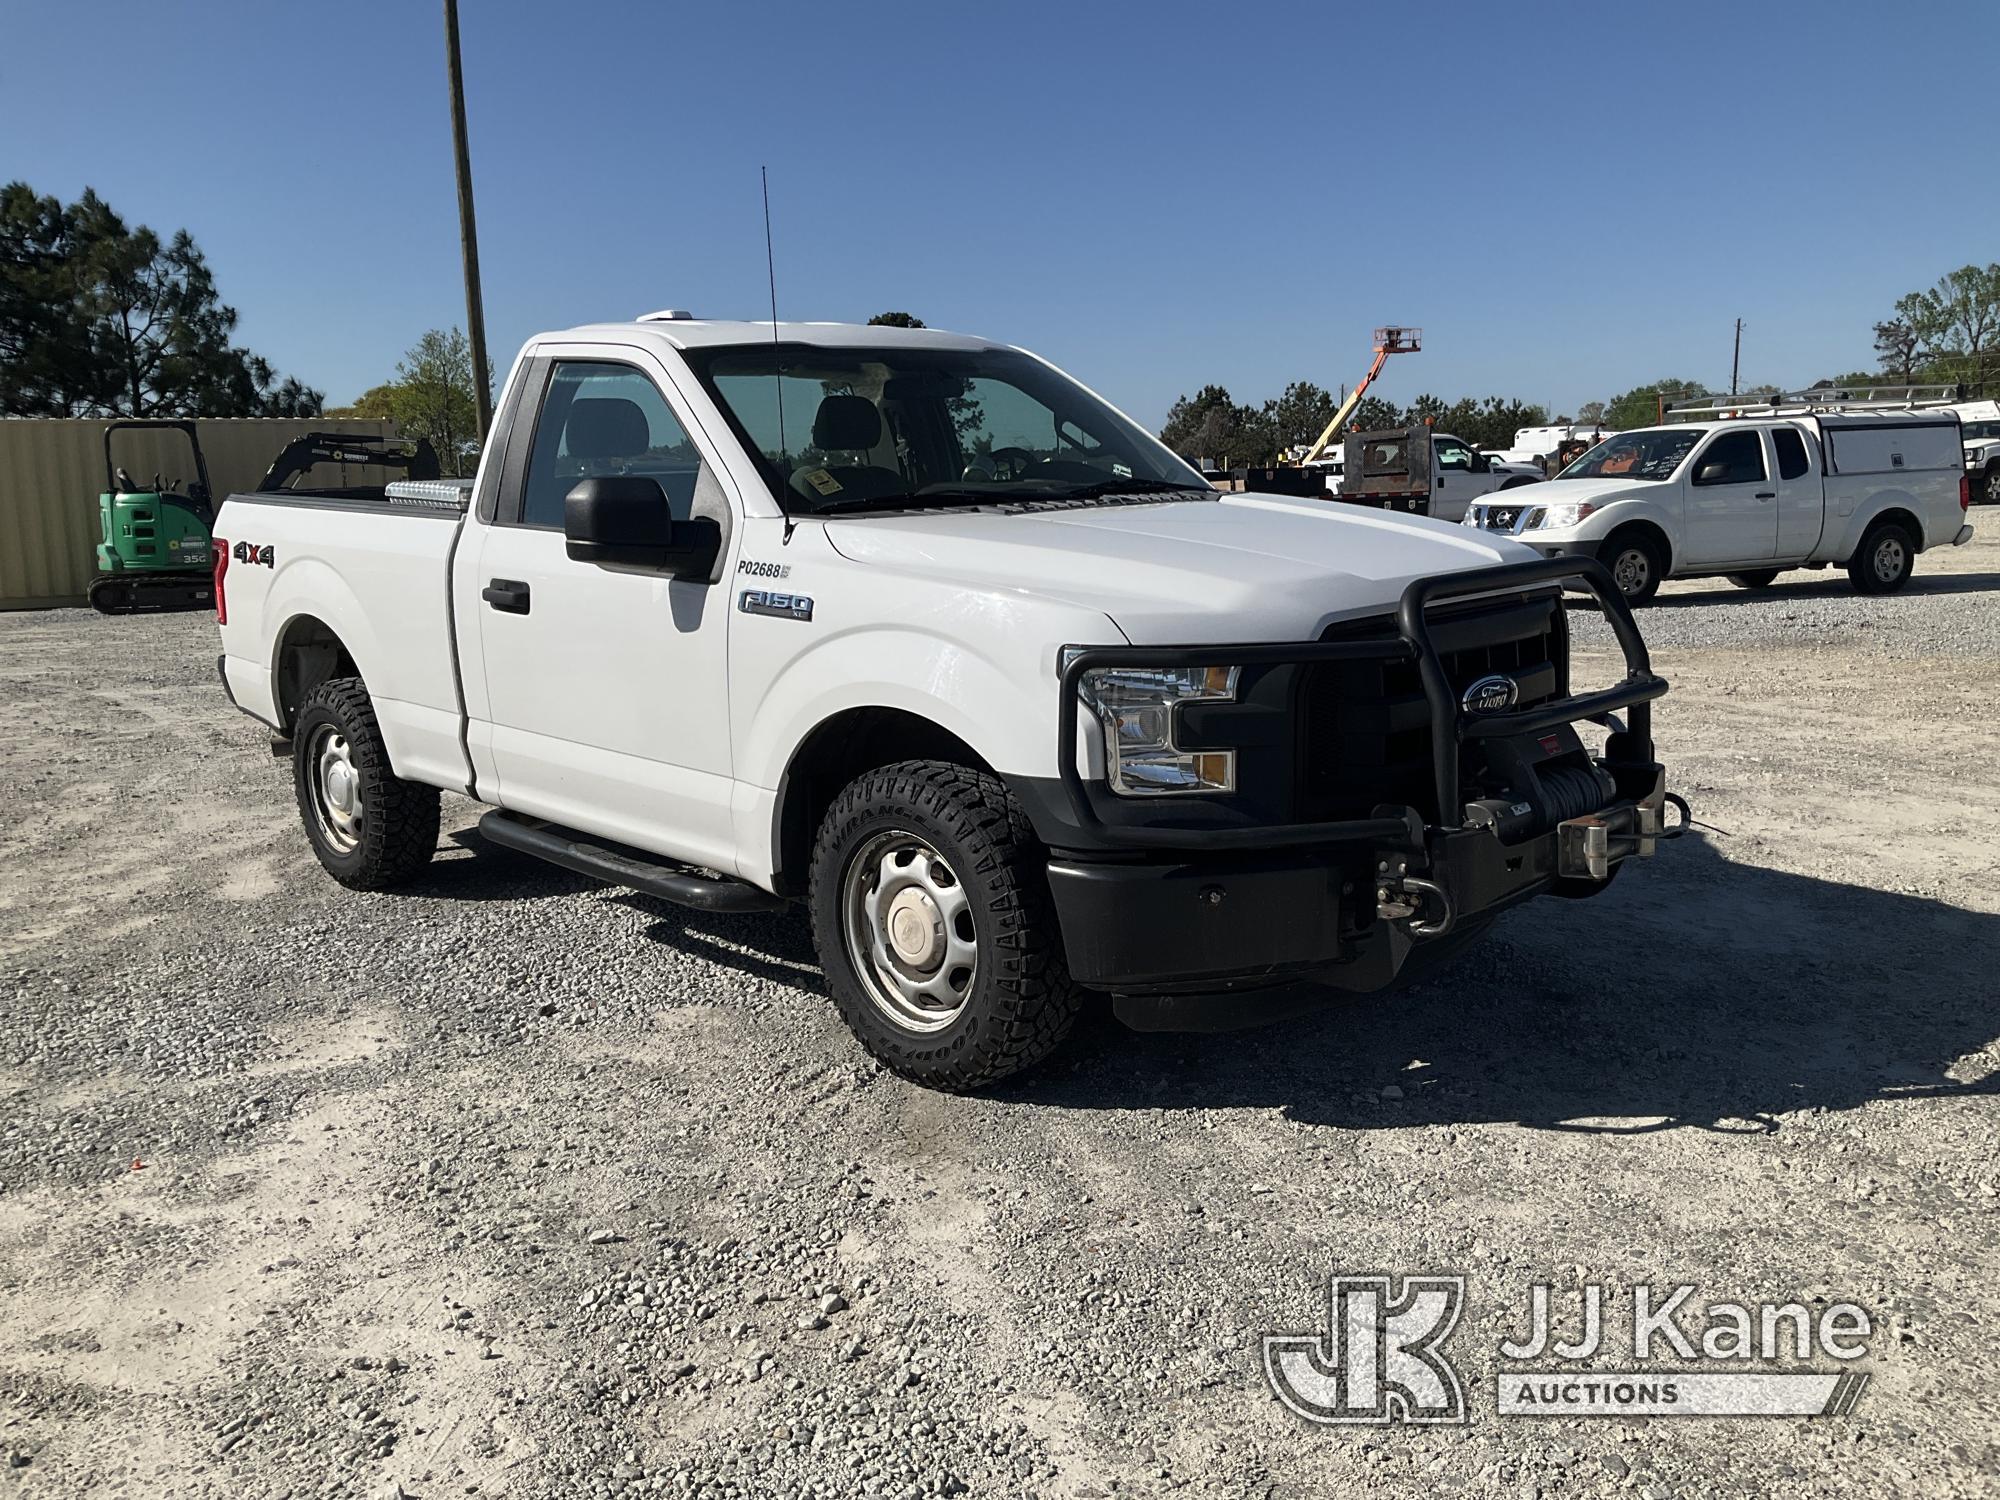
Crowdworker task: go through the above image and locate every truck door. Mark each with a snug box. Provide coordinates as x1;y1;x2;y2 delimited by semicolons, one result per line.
1769;425;1822;558
1430;435;1485;523
466;352;740;872
1681;427;1778;566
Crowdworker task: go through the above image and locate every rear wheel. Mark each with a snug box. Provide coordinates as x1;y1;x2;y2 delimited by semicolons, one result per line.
809;759;1081;1090
1847;520;1916;594
292;677;439;889
1726;569;1782;589
1598;528;1665;605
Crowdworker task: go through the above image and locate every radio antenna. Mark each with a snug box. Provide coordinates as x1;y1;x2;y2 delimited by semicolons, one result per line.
762;166;787;469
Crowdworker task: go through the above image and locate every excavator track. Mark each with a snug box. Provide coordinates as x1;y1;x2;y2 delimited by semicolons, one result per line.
88;574;215;616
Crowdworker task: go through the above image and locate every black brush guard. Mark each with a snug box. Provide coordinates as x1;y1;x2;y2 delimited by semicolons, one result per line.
1055;557;1669;873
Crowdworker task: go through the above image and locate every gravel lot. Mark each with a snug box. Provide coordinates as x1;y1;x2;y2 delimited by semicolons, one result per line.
2;529;1997;1499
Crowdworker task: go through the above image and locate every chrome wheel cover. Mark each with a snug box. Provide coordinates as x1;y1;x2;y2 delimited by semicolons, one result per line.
841;829;978;1033
305;724;363;854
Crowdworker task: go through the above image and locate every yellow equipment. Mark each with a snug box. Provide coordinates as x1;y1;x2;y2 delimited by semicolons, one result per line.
1297;327;1421;467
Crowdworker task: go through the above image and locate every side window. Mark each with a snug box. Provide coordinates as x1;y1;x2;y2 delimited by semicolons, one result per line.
1692;429;1767;486
1434;438;1472;471
518;361;705;529
1773;427;1810;481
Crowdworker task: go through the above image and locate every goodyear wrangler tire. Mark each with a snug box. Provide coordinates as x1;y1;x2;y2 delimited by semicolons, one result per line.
292;676;440;890
809;759;1082;1090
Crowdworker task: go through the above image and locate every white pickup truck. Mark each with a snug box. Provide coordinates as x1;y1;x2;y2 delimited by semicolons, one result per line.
1324;430;1543;521
213;315;1678;1088
1955;401;2000;505
1462;409;1975;603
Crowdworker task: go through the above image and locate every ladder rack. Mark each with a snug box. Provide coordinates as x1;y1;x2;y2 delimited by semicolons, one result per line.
1664;382;1978;422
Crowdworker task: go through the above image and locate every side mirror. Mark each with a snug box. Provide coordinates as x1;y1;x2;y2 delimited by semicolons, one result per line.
1696;462;1727;484
1471;452;1491;473
564;476;720;578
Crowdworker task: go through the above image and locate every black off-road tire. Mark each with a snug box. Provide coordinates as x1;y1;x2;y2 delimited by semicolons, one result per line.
292;676;440;890
1846;519;1917;595
1982;462;2000;506
1598;527;1666;605
809;759;1082;1090
1726;569;1782;589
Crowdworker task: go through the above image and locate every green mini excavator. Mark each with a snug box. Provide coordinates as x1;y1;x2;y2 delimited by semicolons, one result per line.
89;419;217;614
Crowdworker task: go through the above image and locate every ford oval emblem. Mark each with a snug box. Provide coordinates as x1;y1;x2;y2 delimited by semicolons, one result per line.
1461;673;1519;714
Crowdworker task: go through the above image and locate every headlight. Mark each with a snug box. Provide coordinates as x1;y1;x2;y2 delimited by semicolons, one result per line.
1533;500;1596;530
1063;655;1239;795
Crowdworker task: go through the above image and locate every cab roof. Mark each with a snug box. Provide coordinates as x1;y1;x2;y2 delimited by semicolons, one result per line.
541;316;999;354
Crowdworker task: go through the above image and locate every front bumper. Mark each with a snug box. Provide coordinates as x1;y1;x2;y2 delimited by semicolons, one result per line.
1049;771;1667;991
1044;555;1674;995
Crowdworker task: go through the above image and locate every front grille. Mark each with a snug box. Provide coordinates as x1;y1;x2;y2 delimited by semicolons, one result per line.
1297;591;1568;821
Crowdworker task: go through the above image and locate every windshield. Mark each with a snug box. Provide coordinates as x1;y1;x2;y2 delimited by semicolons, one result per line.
1966;421;1999;441
1559;427;1701;482
680;343;1210;515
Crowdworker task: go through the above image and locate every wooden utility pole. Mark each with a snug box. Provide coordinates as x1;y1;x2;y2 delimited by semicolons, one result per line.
444;0;494;438
1729;318;1743;399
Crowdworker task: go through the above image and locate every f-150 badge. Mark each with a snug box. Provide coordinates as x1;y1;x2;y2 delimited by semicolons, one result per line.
740;589;813;621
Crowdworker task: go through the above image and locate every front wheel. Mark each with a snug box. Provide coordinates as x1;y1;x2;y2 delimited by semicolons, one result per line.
1847;520;1916;594
292;677;440;889
809;760;1082;1090
1983;463;2000;506
1597;529;1665;606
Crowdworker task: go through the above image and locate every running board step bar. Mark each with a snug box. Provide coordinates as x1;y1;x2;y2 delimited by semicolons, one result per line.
477;810;785;913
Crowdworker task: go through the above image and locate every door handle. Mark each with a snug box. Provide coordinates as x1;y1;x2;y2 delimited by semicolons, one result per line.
1754;491;1775;500
482;578;531;613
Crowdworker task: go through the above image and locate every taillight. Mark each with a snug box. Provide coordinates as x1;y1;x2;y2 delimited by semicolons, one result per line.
1962;474;1972;512
213;538;229;624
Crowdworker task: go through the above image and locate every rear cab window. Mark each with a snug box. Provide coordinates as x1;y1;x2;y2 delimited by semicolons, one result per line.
1773;427;1811;481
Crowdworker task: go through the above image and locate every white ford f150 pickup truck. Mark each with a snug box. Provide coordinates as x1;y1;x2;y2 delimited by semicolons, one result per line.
213;315;1678;1088
1462;408;1975;604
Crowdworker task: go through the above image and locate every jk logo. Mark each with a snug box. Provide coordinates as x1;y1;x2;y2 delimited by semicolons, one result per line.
1264;1274;1467;1425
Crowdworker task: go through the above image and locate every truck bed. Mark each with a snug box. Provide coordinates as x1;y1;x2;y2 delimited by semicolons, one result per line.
214;486;473;791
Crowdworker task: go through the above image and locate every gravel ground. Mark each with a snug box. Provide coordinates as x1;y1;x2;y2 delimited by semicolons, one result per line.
1;528;1997;1499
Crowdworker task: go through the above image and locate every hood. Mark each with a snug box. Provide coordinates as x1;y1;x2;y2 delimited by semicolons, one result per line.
822;492;1535;644
1516;475;1663;507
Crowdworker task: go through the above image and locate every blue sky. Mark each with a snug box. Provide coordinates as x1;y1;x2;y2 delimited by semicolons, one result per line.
6;1;1994;425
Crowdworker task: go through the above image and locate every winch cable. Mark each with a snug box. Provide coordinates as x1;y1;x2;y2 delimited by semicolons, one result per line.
1534;762;1616;829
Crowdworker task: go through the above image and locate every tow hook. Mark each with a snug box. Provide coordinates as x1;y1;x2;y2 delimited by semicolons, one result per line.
1375;856;1455;939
